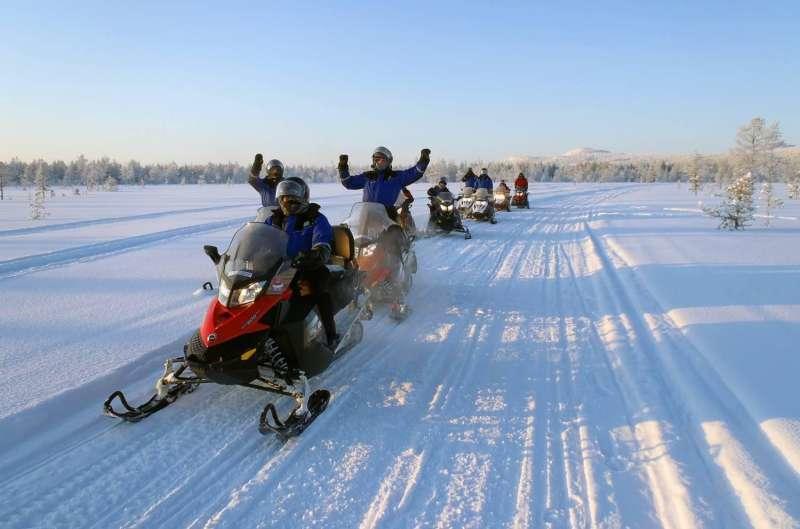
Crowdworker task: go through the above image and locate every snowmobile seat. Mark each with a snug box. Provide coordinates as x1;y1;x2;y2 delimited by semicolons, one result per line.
330;225;356;269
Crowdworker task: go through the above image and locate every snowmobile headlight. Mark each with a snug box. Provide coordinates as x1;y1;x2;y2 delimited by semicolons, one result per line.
359;243;378;257
230;280;267;308
218;279;231;306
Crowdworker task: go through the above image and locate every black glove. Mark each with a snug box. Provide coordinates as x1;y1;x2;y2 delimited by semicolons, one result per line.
251;153;263;178
338;154;349;173
419;148;431;165
292;247;326;270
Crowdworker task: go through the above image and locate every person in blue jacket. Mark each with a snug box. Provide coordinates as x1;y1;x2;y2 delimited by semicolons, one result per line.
338;146;431;222
461;167;477;189
266;177;337;346
476;168;493;192
248;153;284;207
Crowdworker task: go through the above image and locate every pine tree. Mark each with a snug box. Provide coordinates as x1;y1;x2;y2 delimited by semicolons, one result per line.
704;172;755;230
103;175;119;191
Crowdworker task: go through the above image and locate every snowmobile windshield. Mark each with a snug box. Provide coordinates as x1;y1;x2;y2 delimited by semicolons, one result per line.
345;202;396;246
437;191;454;204
220;222;288;284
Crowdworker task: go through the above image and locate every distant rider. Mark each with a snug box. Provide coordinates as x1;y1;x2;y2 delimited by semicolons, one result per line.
427;177;451;218
476;168;494;192
265;177;338;347
461;168;477;189
497;180;511;194
514;172;528;191
248;154;285;207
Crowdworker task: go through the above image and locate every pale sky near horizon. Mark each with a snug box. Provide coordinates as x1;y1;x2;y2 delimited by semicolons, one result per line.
2;1;798;166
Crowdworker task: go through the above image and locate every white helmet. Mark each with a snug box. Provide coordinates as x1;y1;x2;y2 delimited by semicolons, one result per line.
275;177;309;216
372;146;393;164
265;159;284;182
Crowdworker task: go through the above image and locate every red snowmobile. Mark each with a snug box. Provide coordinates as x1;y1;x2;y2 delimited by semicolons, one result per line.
104;220;366;440
345;202;416;321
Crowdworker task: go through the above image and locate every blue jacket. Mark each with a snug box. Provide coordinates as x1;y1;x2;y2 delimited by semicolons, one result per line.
339;164;426;207
462;175;477;188
476;174;493;191
266;204;332;258
249;177;280;207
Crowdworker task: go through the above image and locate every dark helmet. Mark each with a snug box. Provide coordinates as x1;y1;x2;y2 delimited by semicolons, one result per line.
265;159;284;183
480;168;488;176
275;176;309;216
518;172;525;178
438;177;447;185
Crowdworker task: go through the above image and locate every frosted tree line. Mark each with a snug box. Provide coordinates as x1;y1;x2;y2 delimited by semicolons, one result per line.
1;117;798;200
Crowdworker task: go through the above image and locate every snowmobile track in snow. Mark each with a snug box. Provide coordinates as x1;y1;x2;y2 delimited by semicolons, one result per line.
2;185;800;529
0;216;251;280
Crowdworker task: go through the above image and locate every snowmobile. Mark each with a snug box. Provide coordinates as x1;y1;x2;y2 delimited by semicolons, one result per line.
345;202;416;321
471;188;497;224
494;188;511;212
459;186;476;219
104;220;366;440
427;191;471;239
512;186;530;209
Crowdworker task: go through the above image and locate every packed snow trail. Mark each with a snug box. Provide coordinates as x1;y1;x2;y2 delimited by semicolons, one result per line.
1;185;798;528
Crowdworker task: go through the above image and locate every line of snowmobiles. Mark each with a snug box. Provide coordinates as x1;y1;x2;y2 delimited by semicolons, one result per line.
104;202;418;441
426;184;531;239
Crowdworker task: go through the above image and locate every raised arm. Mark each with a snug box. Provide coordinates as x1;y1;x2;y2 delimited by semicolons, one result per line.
399;148;431;186
337;154;367;190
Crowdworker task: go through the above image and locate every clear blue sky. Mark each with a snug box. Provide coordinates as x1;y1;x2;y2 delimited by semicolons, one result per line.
1;1;798;165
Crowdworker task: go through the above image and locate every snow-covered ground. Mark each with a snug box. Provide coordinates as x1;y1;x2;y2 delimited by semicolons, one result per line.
1;183;799;529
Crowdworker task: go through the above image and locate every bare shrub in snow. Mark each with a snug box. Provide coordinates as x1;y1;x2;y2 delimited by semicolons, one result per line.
788;174;800;200
704;172;755;230
30;164;49;220
759;182;783;226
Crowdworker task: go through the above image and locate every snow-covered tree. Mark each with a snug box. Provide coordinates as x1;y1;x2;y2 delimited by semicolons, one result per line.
759;181;783;226
704;172;755;230
103;175;119;191
30;164;49;220
0;161;6;200
732;117;783;180
688;153;703;195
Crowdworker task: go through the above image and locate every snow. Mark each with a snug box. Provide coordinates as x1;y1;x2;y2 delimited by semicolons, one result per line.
1;182;799;528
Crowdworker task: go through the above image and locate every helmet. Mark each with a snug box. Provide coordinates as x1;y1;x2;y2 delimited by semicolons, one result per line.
438;177;447;185
480;168;488;175
372;146;393;163
275;176;309;216
265;159;284;183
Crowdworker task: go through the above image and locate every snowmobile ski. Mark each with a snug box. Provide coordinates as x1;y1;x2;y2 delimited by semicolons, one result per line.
259;389;331;440
103;358;200;422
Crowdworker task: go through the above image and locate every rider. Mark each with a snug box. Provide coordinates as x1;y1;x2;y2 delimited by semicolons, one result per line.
427;177;451;219
461;168;478;189
476;168;494;192
338;146;431;221
338;146;430;254
514;172;528;191
248;154;285;207
475;168;496;223
497;179;511;194
265;177;338;347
